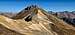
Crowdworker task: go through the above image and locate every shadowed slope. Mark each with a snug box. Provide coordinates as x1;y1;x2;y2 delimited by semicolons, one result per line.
0;5;75;35
39;8;75;35
0;24;24;35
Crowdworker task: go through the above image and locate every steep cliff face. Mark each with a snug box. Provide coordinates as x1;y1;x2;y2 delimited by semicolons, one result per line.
0;6;75;35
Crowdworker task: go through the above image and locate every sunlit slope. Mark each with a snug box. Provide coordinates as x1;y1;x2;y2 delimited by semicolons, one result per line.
0;12;55;35
0;6;75;35
40;8;75;35
0;9;75;35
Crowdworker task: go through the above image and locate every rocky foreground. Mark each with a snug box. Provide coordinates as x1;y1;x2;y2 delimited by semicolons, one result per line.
0;6;75;35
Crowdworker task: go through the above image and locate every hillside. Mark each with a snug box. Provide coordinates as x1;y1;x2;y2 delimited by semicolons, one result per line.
0;5;75;35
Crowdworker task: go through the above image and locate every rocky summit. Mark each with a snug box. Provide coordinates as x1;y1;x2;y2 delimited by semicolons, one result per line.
0;5;75;35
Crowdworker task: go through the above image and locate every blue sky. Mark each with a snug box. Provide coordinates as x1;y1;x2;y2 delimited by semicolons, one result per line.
0;0;75;12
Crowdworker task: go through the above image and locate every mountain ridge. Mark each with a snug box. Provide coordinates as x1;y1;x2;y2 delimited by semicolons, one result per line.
0;5;75;35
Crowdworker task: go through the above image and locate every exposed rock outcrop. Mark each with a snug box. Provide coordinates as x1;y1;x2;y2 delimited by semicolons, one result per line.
0;5;75;35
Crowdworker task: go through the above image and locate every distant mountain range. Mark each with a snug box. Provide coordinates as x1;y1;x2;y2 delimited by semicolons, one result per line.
0;12;17;18
48;11;75;26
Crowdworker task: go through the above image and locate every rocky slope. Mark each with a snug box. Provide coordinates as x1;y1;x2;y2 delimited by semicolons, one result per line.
0;5;75;35
52;11;75;26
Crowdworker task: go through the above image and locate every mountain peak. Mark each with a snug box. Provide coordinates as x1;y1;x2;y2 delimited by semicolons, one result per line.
0;5;75;35
12;5;46;20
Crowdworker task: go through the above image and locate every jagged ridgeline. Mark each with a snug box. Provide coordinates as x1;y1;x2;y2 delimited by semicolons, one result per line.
12;5;38;19
1;5;75;35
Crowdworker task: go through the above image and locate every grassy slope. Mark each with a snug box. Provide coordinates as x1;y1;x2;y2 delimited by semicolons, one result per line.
0;9;75;35
40;8;75;35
